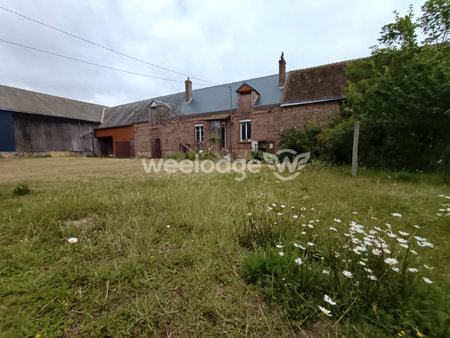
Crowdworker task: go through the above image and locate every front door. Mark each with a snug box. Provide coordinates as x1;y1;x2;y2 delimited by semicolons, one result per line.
150;137;162;158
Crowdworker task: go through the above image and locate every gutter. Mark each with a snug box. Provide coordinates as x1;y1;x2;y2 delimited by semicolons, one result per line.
280;96;344;107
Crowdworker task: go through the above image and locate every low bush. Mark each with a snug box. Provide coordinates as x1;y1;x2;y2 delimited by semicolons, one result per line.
13;183;31;196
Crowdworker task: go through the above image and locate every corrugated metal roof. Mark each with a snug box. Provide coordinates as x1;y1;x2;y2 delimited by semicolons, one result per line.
99;74;284;129
0;84;105;122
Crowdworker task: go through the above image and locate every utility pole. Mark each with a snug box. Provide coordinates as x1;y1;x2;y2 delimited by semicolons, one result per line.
352;121;360;177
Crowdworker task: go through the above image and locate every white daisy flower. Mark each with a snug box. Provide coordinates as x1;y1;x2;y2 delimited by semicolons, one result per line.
318;306;332;316
272;203;277;207
301;231;307;235
295;257;303;265
343;270;353;278
383;248;392;254
391;267;400;273
276;244;283;248
424;265;434;270
352;211;358;215
322;269;330;275
307;242;314;246
67;237;78;243
267;207;273;211
301;223;307;227
368;275;377;280
293;215;299;219
408;268;418;273
300;207;306;211
414;236;426;242
166;225;171;228
333;218;342;223
411;249;418;255
281;205;286;208
421;241;434;248
247;212;252;216
352;248;361;255
387;232;398;238
364;267;373;273
399;243;409;249
279;251;285;257
334;252;340;258
423;277;433;284
384;258;398;265
323;295;337;306
359;261;366;266
277;212;283;216
308;224;314;229
413;224;421;229
391;213;402;217
329;227;338;232
397;238;408;244
399;231;409;236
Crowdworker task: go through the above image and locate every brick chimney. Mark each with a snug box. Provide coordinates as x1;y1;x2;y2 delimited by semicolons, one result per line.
279;52;286;87
185;77;192;102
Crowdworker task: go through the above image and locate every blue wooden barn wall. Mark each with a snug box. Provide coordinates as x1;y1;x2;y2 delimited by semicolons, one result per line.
0;110;15;151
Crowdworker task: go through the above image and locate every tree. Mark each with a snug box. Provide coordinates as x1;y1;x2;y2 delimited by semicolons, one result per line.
325;0;450;173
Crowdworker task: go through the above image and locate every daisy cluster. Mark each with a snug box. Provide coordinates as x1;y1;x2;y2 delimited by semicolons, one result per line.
436;194;450;216
263;203;436;285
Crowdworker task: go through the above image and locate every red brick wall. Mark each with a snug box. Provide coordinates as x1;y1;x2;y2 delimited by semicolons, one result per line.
279;101;341;131
134;100;341;159
135;113;232;158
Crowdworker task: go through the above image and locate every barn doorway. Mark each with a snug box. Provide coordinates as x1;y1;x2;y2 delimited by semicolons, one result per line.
98;136;113;157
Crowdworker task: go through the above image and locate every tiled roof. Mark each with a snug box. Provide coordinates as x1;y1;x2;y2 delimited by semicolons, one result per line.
281;58;364;103
99;74;284;129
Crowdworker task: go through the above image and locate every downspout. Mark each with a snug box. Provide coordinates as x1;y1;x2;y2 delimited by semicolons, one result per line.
228;86;233;158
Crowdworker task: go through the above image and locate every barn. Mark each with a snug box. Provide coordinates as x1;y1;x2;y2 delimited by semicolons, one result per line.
0;85;105;156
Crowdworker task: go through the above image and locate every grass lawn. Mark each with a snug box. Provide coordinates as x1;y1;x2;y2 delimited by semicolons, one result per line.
0;157;449;337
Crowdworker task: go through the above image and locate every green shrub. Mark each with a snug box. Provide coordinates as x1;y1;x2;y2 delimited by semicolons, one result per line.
396;171;420;183
250;150;264;161
13;184;31;196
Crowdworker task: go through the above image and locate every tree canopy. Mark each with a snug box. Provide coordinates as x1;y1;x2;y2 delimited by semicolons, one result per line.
281;0;450;176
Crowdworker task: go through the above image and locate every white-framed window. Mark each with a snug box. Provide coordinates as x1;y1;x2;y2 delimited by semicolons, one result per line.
240;120;251;142
195;124;204;143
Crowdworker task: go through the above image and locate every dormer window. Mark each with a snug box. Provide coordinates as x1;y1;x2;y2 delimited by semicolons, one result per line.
236;83;259;114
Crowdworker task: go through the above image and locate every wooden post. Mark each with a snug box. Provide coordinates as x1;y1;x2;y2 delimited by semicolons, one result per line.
352;121;360;177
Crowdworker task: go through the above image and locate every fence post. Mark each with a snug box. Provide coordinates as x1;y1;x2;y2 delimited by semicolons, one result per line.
352;121;360;177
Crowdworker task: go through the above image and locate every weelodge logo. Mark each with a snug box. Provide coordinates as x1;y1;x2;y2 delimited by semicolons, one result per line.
141;149;310;181
263;149;310;181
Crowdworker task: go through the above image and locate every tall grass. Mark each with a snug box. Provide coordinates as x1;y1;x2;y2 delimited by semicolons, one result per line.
0;157;448;336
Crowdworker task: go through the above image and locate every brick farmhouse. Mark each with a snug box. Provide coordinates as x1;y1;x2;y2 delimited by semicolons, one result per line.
0;55;356;158
95;55;352;159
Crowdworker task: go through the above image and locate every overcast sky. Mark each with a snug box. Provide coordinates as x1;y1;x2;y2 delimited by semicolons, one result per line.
0;0;426;107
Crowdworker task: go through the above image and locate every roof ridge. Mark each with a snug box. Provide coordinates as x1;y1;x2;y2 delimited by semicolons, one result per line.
289;57;368;73
0;84;107;108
